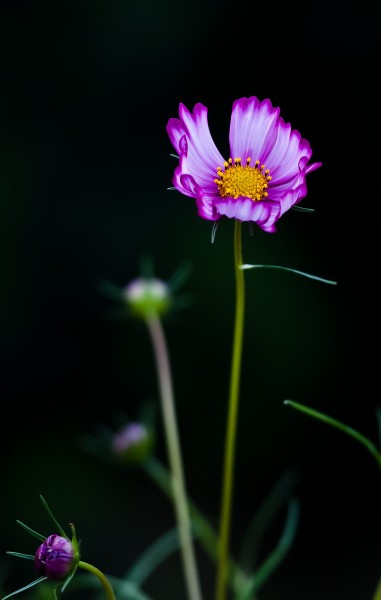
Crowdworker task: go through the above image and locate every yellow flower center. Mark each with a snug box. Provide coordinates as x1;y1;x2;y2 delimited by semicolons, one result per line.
214;157;272;201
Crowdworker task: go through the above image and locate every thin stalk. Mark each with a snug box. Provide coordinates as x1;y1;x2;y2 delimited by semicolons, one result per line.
145;314;203;600
78;561;116;600
143;456;248;594
215;220;245;600
373;576;381;600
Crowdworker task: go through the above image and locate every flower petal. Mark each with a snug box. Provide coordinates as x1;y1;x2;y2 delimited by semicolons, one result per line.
214;197;280;232
229;97;281;162
166;104;224;195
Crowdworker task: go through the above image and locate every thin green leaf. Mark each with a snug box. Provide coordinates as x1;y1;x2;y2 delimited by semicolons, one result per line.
167;262;193;293
96;278;124;303
60;568;77;593
376;406;381;451
16;521;45;542
1;576;47;600
237;498;300;600
6;552;34;560
170;153;179;159
142;456;245;595
284;400;381;469
126;528;180;585
240;264;337;285
238;469;299;574
139;254;155;279
167;186;177;190
39;495;68;538
291;206;315;212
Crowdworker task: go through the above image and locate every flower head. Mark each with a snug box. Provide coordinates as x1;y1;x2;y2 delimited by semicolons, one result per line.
123;277;171;319
111;421;154;464
166;96;321;233
34;534;75;580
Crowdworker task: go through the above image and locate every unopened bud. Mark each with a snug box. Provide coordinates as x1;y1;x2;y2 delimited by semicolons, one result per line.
123;277;171;318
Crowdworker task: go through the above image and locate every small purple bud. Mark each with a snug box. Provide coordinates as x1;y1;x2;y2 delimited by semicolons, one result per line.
111;422;154;464
34;534;75;580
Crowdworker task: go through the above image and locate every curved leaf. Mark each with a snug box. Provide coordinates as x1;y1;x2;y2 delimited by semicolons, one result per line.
237;498;300;599
39;495;68;539
240;264;337;285
15;521;45;543
1;576;47;600
284;400;381;469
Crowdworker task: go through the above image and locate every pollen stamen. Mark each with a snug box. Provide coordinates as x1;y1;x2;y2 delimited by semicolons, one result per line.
215;157;271;201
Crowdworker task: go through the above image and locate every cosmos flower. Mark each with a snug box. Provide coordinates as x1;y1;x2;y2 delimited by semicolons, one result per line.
166;96;321;233
34;534;75;580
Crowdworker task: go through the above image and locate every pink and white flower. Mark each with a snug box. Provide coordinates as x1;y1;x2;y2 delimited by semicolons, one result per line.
166;97;321;233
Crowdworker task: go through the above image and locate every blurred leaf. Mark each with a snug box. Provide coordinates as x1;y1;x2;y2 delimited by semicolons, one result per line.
73;573;154;600
126;528;180;585
138;255;155;279
96;278;124;303
238;469;299;574
167;262;193;293
376;407;381;451
237;498;300;600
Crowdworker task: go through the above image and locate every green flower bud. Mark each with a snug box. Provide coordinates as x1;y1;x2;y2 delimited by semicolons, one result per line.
111;422;154;465
123;277;171;319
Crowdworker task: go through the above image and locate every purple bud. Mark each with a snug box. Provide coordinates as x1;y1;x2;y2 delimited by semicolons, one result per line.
111;422;154;464
34;534;75;580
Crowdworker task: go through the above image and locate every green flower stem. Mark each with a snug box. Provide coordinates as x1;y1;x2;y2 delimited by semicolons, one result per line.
78;561;116;600
145;314;203;600
143;456;247;594
373;576;381;600
215;220;245;600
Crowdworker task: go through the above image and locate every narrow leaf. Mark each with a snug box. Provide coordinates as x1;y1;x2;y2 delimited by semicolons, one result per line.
167;262;193;293
237;498;300;599
39;495;68;538
211;221;219;244
167;186;177;191
1;576;48;600
96;279;124;303
291;206;315;212
240;264;337;285
376;406;381;451
16;521;45;542
170;153;179;159
284;400;381;468
6;552;34;560
126;528;180;585
60;568;77;593
238;469;299;573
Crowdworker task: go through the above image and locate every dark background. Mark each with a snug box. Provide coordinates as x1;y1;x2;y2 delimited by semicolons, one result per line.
1;1;380;599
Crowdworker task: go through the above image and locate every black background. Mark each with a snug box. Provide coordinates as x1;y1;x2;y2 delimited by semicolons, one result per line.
0;1;380;599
